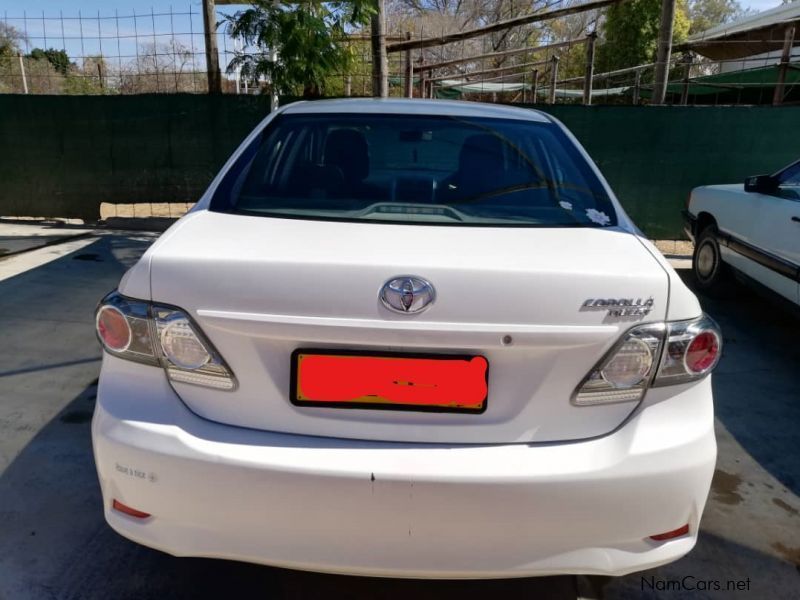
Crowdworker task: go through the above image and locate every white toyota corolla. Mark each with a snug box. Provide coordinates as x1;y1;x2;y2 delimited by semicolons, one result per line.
93;98;720;579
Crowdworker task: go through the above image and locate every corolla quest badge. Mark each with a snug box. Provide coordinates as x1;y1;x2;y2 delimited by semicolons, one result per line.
380;276;436;314
581;297;654;318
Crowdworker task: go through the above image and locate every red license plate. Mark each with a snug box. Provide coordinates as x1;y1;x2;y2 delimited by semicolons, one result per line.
291;350;489;413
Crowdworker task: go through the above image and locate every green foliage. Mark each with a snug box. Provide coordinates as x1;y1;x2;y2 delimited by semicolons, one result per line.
64;74;105;95
28;48;72;75
225;0;375;98
0;22;26;57
688;0;746;35
597;0;690;72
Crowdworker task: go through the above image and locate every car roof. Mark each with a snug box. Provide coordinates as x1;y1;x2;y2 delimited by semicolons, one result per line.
281;98;553;123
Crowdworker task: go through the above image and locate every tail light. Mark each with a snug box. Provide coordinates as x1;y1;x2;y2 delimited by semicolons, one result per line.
574;315;721;406
652;316;721;386
95;291;236;391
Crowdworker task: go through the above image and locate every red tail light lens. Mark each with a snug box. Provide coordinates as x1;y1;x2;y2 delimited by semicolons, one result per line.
575;315;721;405
95;290;237;391
685;331;720;373
653;315;722;387
96;306;132;352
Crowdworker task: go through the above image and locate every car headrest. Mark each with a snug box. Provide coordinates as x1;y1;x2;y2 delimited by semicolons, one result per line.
458;134;505;176
324;129;369;183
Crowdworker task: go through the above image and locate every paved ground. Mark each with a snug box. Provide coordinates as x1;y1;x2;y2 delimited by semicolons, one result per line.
0;221;94;258
0;225;797;599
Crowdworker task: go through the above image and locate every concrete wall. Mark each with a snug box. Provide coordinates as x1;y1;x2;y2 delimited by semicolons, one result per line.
1;95;798;237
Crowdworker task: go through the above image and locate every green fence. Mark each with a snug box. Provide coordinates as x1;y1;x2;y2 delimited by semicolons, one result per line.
1;95;798;238
538;104;799;238
0;94;270;222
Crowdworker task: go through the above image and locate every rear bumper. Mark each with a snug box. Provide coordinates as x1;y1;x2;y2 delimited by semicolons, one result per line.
93;357;716;579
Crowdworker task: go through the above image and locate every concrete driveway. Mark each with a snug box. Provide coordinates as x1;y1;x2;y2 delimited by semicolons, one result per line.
0;227;797;599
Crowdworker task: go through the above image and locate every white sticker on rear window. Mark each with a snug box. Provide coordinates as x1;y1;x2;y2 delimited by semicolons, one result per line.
586;208;611;225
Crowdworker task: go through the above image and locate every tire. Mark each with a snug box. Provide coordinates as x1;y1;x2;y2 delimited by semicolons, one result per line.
693;226;729;293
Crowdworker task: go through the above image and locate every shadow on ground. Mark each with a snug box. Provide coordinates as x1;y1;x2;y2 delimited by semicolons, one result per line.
681;270;800;497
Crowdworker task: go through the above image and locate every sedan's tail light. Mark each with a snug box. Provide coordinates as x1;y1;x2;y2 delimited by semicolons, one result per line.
573;323;664;406
574;315;721;406
652;315;721;386
95;291;236;390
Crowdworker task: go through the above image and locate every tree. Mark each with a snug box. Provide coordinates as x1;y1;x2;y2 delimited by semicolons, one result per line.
224;0;375;98
64;55;110;95
28;48;72;75
688;0;746;35
0;22;26;57
597;0;690;72
120;39;205;93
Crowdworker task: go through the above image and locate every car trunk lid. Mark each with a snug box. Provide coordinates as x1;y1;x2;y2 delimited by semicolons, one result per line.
144;210;668;444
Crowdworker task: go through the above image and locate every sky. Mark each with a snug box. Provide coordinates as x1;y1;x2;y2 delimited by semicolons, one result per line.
0;1;248;71
0;0;789;72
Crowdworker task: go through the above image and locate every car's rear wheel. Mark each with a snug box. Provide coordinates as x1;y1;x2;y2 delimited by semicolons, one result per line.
693;226;728;293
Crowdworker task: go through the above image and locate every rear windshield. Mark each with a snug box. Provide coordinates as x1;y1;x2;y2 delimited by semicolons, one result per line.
210;112;617;227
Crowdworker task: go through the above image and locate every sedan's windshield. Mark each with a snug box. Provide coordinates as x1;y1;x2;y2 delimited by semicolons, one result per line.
211;112;618;227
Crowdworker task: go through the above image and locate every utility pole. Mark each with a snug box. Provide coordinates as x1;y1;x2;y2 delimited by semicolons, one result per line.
202;0;222;94
583;31;597;106
773;24;796;106
371;0;388;97
548;55;559;105
652;0;676;105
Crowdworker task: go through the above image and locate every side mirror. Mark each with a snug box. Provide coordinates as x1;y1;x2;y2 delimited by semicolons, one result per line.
744;174;778;194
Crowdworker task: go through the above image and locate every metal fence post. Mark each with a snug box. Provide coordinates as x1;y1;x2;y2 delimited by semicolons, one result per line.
531;68;539;103
632;67;642;105
404;32;413;98
680;52;693;105
773;24;796;106
18;53;28;94
583;32;597;106
522;72;527;103
548;55;559;105
270;48;279;111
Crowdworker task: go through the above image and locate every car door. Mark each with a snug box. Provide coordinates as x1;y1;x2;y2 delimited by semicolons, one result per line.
748;161;800;305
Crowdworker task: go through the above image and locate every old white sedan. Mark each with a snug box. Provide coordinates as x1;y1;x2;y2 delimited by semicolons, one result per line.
93;99;720;578
685;159;800;306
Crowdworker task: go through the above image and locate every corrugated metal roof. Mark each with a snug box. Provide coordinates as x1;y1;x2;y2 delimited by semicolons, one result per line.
684;3;800;60
688;3;800;43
